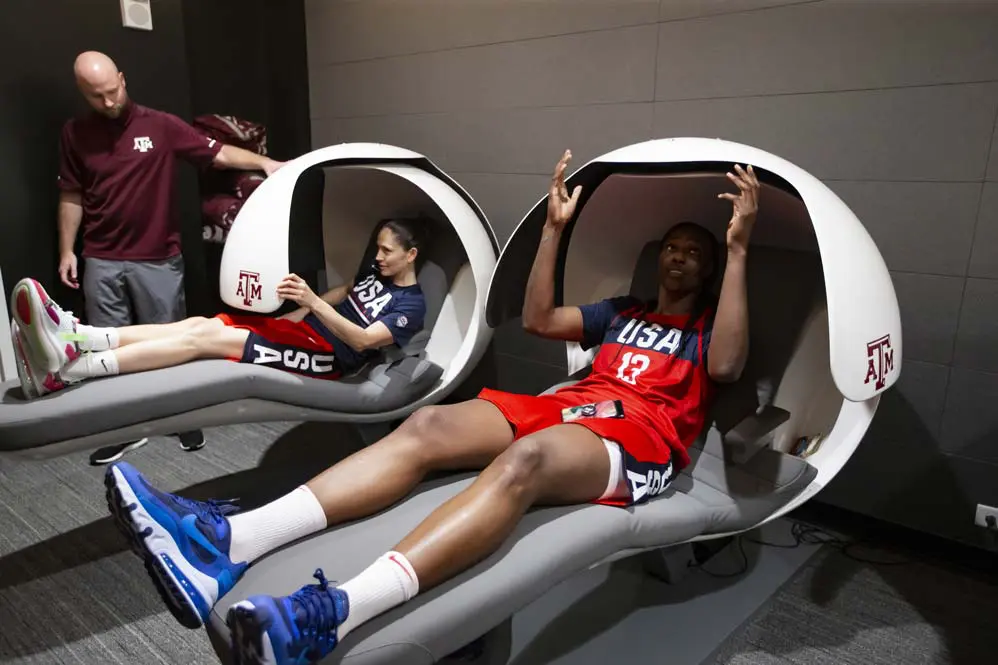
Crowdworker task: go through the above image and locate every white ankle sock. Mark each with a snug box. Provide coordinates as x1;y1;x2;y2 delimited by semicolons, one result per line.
76;325;119;351
227;486;327;565
61;351;119;380
337;551;419;639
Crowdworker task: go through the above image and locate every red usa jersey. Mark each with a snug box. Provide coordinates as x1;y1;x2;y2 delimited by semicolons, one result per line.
554;295;715;468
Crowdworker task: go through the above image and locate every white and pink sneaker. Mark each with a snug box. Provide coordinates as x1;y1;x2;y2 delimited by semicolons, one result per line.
10;278;81;375
10;319;66;398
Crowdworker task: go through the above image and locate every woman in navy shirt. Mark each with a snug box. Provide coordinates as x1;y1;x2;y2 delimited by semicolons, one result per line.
9;218;428;396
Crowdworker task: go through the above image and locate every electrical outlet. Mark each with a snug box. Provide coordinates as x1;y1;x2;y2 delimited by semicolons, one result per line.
974;504;998;529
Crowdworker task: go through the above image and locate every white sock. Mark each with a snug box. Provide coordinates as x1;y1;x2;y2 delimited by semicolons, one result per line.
76;325;119;351
337;551;419;639
61;350;119;380
227;486;327;565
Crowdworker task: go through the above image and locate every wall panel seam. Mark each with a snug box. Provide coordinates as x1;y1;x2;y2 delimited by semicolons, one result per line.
942;450;998;472
307;79;998;123
306;0;822;68
494;351;566;372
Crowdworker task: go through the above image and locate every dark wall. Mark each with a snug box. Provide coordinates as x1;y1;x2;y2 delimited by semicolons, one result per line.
181;0;311;162
0;0;312;320
181;0;313;314
0;0;195;317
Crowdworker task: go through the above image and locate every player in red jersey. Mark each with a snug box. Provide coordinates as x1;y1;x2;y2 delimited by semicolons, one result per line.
103;149;758;663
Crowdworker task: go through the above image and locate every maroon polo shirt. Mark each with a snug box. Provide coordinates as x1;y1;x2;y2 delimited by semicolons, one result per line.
58;102;223;261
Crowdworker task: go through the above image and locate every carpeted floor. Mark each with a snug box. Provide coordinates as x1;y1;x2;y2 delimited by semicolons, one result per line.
0;420;365;664
708;542;998;665
3;421;997;665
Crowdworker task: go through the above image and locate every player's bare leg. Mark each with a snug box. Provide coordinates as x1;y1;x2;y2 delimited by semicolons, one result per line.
113;319;249;373
305;399;517;524
62;318;250;382
71;316;219;353
115;316;218;345
102;385;520;632
221;399;518;567
395;423;610;589
223;423;611;660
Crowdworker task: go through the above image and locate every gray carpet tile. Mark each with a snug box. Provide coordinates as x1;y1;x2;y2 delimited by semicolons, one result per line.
10;419;995;665
0;420;356;664
709;545;998;665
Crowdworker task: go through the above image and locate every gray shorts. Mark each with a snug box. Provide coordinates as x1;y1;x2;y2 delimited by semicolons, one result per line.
83;255;187;326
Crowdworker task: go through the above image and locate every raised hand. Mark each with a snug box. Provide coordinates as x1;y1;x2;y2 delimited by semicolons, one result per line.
276;273;320;308
718;164;760;252
546;149;582;228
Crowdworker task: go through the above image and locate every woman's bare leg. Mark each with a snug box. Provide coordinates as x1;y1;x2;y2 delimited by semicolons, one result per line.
74;316;212;349
395;424;610;590
64;318;249;379
305;399;516;524
113;319;248;373
260;424;612;646
115;317;213;346
224;399;517;565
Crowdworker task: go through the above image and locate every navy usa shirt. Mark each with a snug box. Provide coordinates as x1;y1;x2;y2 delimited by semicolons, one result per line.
304;270;426;373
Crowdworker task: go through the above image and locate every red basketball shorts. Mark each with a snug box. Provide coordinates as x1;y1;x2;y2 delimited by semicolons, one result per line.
477;387;677;507
215;313;343;380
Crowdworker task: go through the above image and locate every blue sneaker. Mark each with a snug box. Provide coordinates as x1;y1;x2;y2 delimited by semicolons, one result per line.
104;461;248;628
226;569;350;665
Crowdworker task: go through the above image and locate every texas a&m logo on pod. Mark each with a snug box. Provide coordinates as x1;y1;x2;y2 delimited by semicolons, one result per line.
237;270;263;306
864;334;895;391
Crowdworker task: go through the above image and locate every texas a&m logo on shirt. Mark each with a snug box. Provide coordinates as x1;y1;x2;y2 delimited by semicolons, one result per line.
349;273;394;323
133;136;155;153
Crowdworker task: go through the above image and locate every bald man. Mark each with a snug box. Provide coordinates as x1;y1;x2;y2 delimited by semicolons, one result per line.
56;52;286;464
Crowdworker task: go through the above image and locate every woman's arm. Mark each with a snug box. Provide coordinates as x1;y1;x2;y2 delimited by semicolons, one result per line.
307;299;394;351
276;275;392;351
709;248;749;382
278;282;352;322
522;150;586;341
707;165;758;383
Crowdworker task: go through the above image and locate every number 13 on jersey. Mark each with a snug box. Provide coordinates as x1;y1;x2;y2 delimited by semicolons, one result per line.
616;351;650;385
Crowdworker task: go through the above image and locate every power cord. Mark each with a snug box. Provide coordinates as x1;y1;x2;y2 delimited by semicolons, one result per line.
985;515;998;549
688;518;913;579
688;536;750;579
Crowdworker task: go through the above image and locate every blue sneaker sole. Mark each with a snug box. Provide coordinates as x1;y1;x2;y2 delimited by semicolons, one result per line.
227;601;278;665
104;466;208;630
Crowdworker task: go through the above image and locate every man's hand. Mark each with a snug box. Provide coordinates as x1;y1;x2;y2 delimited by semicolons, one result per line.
215;145;287;176
546;149;582;229
276;273;320;309
59;253;79;289
718;164;759;252
263;159;286;177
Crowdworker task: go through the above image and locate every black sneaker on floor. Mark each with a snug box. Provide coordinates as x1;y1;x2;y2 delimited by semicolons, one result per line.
177;429;206;452
89;438;149;466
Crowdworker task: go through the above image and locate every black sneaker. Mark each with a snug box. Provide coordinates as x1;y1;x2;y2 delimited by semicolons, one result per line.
177;430;206;452
89;438;149;466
